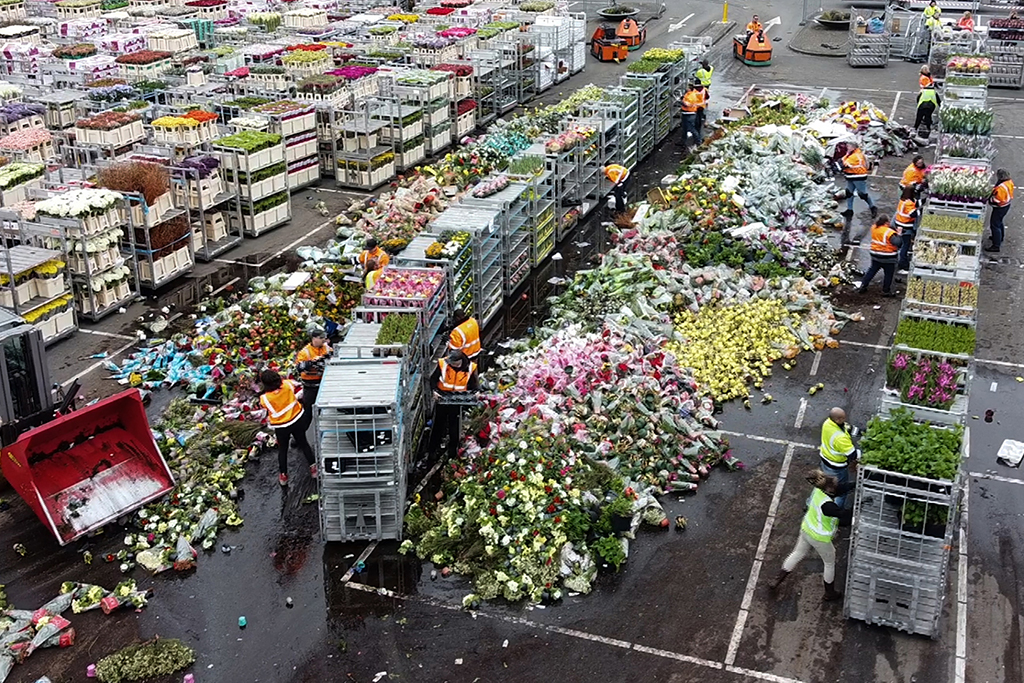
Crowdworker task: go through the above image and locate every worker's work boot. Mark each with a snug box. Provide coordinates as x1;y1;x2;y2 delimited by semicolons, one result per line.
822;580;843;602
768;570;791;592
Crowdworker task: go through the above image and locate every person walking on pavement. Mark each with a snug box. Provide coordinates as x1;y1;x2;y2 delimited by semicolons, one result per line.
358;237;390;271
770;468;855;601
429;350;479;459
986;169;1014;253
894;186;920;273
695;59;714;95
915;85;940;138
448;308;481;362
259;369;317;486
295;327;331;417
816;407;859;509
857;214;903;296
833;142;877;225
603;164;630;213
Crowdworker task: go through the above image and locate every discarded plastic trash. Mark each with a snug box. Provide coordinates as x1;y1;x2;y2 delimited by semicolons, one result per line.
286;597;294;608
985;409;995;423
238;616;247;629
353;561;365;574
221;545;231;555
86;664;96;678
997;440;1024;468
372;673;388;682
183;675;195;683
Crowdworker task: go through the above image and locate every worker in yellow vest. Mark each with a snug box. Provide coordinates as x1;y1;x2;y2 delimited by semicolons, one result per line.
429;350;479;459
894;187;920;273
448;309;481;361
915;85;940;138
857;214;902;296
604;163;630;213
364;258;384;289
987;169;1015;253
769;468;854;600
923;0;942;29
695;59;714;94
259;369;317;486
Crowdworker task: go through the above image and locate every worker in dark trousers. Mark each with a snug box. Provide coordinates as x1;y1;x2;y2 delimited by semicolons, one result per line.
915;85;940;138
295;327;331;418
603;164;630;213
428;350;479;459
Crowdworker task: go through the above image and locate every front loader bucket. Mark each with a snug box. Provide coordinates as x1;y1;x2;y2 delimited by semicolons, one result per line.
1;389;173;545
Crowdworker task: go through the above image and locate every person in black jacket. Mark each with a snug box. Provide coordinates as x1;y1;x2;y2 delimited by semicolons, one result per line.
769;469;855;601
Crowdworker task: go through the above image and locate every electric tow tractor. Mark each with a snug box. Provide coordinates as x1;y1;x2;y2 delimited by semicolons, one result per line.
0;308;173;545
615;17;647;50
734;30;773;65
591;24;629;62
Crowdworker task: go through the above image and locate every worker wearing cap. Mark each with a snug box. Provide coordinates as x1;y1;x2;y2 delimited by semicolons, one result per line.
358;237;390;271
924;0;942;29
695;59;714;94
364;257;384;290
295;327;332;417
429;350;479;459
448;309;481;361
604;163;630;213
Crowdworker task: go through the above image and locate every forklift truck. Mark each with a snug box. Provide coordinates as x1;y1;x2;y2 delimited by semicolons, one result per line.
0;309;174;545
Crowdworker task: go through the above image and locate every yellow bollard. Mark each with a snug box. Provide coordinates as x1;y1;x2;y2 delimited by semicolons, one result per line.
723;1;728;22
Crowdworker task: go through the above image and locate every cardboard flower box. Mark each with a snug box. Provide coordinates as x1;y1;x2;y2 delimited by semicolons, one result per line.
51;308;76;337
285;135;317;164
146;28;198;53
455;108;475;137
0;279;34;308
204;211;227;241
175;173;225;208
137;245;191;284
287;162;319;190
75;119;145;147
0;176;41;206
35;275;67;299
239;172;287;201
213;143;284;174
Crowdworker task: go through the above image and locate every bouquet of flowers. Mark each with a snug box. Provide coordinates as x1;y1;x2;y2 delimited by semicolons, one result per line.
36;188;122;218
928;164;992;202
471;174;509;198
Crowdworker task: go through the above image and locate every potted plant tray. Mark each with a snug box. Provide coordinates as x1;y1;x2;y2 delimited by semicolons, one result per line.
240;201;290;235
0;114;44;137
0;176;41;206
214;144;284;173
204;211;227;241
239;172;287;201
287;161;319;189
285;135;317;163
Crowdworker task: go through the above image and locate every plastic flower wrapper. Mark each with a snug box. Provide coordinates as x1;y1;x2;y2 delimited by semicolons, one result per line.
68;584;108;613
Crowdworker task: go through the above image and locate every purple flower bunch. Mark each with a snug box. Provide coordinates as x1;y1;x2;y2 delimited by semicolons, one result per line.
0;103;44;124
325;65;378;81
179;155;220;179
889;352;959;410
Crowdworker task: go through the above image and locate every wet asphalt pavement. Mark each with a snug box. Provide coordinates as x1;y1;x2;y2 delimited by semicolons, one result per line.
5;9;1024;683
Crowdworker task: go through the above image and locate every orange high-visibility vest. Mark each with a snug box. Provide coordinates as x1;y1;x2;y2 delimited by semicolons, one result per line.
358;247;390;269
993;180;1015;207
605;164;629;184
296;343;330;382
895;199;917;228
842;149;869;179
260;380;303;428
870;224;899;256
919;74;933;89
436;359;476;393
900;163;926;188
747;21;762;33
958;17;974;31
365;267;383;290
449;318;481;359
681;90;703;113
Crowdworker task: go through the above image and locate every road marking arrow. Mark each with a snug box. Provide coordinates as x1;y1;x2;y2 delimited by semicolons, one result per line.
764;16;782;33
668;12;694;32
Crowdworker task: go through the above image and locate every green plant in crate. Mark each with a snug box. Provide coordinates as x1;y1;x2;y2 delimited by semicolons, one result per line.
938;107;993;135
920;213;984;241
375;313;418;346
860;408;963;481
894;317;976;355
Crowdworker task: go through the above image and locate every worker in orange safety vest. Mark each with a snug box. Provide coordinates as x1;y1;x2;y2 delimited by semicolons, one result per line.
448;309;481;361
259;369;317;486
857;214;903;297
680;83;705;152
295;326;332;419
604;163;630;212
831;142;877;235
987;169;1015;252
746;14;763;34
893;187;920;273
428;350;479;459
358;237;390;271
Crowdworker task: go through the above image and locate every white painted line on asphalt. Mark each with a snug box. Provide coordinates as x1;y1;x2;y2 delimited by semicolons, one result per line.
343;583;809;682
726;667;809;683
809;351;822;377
889;91;901;121
79;328;136;341
992;134;1024;140
725;444;796;667
720;431;816;450
62;339;137;388
210;276;241;298
990;381;998;392
266;219;333;264
955;478;969;683
669;13;694;31
794;398;808;429
840;340;890;351
976;357;1024;370
340;540;378;584
968;471;1024;486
